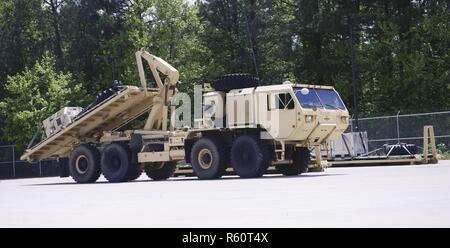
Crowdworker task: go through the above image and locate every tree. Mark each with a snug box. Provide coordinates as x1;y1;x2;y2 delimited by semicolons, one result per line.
43;0;65;70
1;0;450;148
0;0;50;99
59;0;132;92
105;0;209;93
198;0;255;80
358;1;450;115
0;53;86;149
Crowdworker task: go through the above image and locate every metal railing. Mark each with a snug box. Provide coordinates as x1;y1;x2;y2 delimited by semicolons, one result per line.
348;110;450;151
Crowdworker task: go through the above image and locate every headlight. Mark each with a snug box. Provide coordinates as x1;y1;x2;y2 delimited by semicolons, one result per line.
305;115;313;123
341;116;349;124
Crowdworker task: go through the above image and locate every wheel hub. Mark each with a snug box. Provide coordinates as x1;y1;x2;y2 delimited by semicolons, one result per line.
75;155;89;174
198;148;213;169
242;152;249;161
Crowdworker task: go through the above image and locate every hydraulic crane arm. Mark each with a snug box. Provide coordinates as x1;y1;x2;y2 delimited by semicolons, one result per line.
135;49;179;91
135;49;179;131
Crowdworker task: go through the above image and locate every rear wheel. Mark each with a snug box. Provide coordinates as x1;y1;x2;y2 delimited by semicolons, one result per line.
127;167;142;181
69;144;101;183
276;147;310;176
142;143;176;180
101;143;138;183
230;135;271;178
127;134;143;181
190;138;228;179
145;162;177;180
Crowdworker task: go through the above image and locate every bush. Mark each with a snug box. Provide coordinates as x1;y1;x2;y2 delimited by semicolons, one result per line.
0;53;86;150
437;143;450;160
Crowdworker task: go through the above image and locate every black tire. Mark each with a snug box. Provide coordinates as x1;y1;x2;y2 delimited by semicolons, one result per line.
212;73;260;92
127;134;143;181
276;147;310;176
101;143;137;183
230;135;271;178
190;137;228;179
145;161;177;180
127;166;142;181
69;144;101;183
143;143;176;181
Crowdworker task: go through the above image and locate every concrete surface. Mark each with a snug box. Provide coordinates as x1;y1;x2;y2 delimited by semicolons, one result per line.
1;161;450;227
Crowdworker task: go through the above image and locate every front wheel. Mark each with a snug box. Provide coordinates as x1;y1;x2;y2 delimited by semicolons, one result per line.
276;147;310;176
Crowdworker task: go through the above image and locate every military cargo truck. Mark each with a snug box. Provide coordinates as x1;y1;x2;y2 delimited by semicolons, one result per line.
21;50;349;183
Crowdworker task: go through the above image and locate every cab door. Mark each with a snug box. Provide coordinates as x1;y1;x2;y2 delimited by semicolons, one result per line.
265;92;297;139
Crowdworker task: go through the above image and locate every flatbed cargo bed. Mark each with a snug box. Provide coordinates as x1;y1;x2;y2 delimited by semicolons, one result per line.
21;86;158;161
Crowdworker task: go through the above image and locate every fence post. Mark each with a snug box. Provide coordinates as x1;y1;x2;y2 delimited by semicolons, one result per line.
350;115;354;133
39;160;42;177
12;145;16;178
396;111;401;144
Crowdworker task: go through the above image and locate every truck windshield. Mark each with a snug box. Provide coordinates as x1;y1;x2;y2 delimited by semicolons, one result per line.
293;87;346;110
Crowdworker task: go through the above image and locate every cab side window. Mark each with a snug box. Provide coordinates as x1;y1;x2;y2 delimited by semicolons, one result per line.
276;93;295;109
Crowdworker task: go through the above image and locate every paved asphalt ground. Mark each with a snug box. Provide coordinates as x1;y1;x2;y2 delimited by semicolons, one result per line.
1;160;450;227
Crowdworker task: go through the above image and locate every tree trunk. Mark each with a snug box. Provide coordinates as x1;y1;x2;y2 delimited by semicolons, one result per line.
247;0;259;77
231;0;238;35
46;0;64;70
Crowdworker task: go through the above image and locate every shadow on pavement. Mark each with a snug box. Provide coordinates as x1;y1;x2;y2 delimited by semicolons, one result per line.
23;173;346;186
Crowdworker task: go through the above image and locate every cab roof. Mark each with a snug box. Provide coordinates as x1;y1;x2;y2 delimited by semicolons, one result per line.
254;83;335;93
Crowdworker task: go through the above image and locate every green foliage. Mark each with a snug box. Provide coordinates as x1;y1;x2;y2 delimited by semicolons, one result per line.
0;0;50;98
0;53;85;149
360;5;450;116
89;0;209;96
0;0;449;149
437;143;450;160
58;0;131;92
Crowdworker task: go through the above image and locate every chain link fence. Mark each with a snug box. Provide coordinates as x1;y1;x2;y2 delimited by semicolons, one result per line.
349;111;450;152
0;145;58;179
1;110;449;179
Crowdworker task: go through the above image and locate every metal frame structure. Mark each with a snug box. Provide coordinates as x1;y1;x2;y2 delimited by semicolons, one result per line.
329;125;438;166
